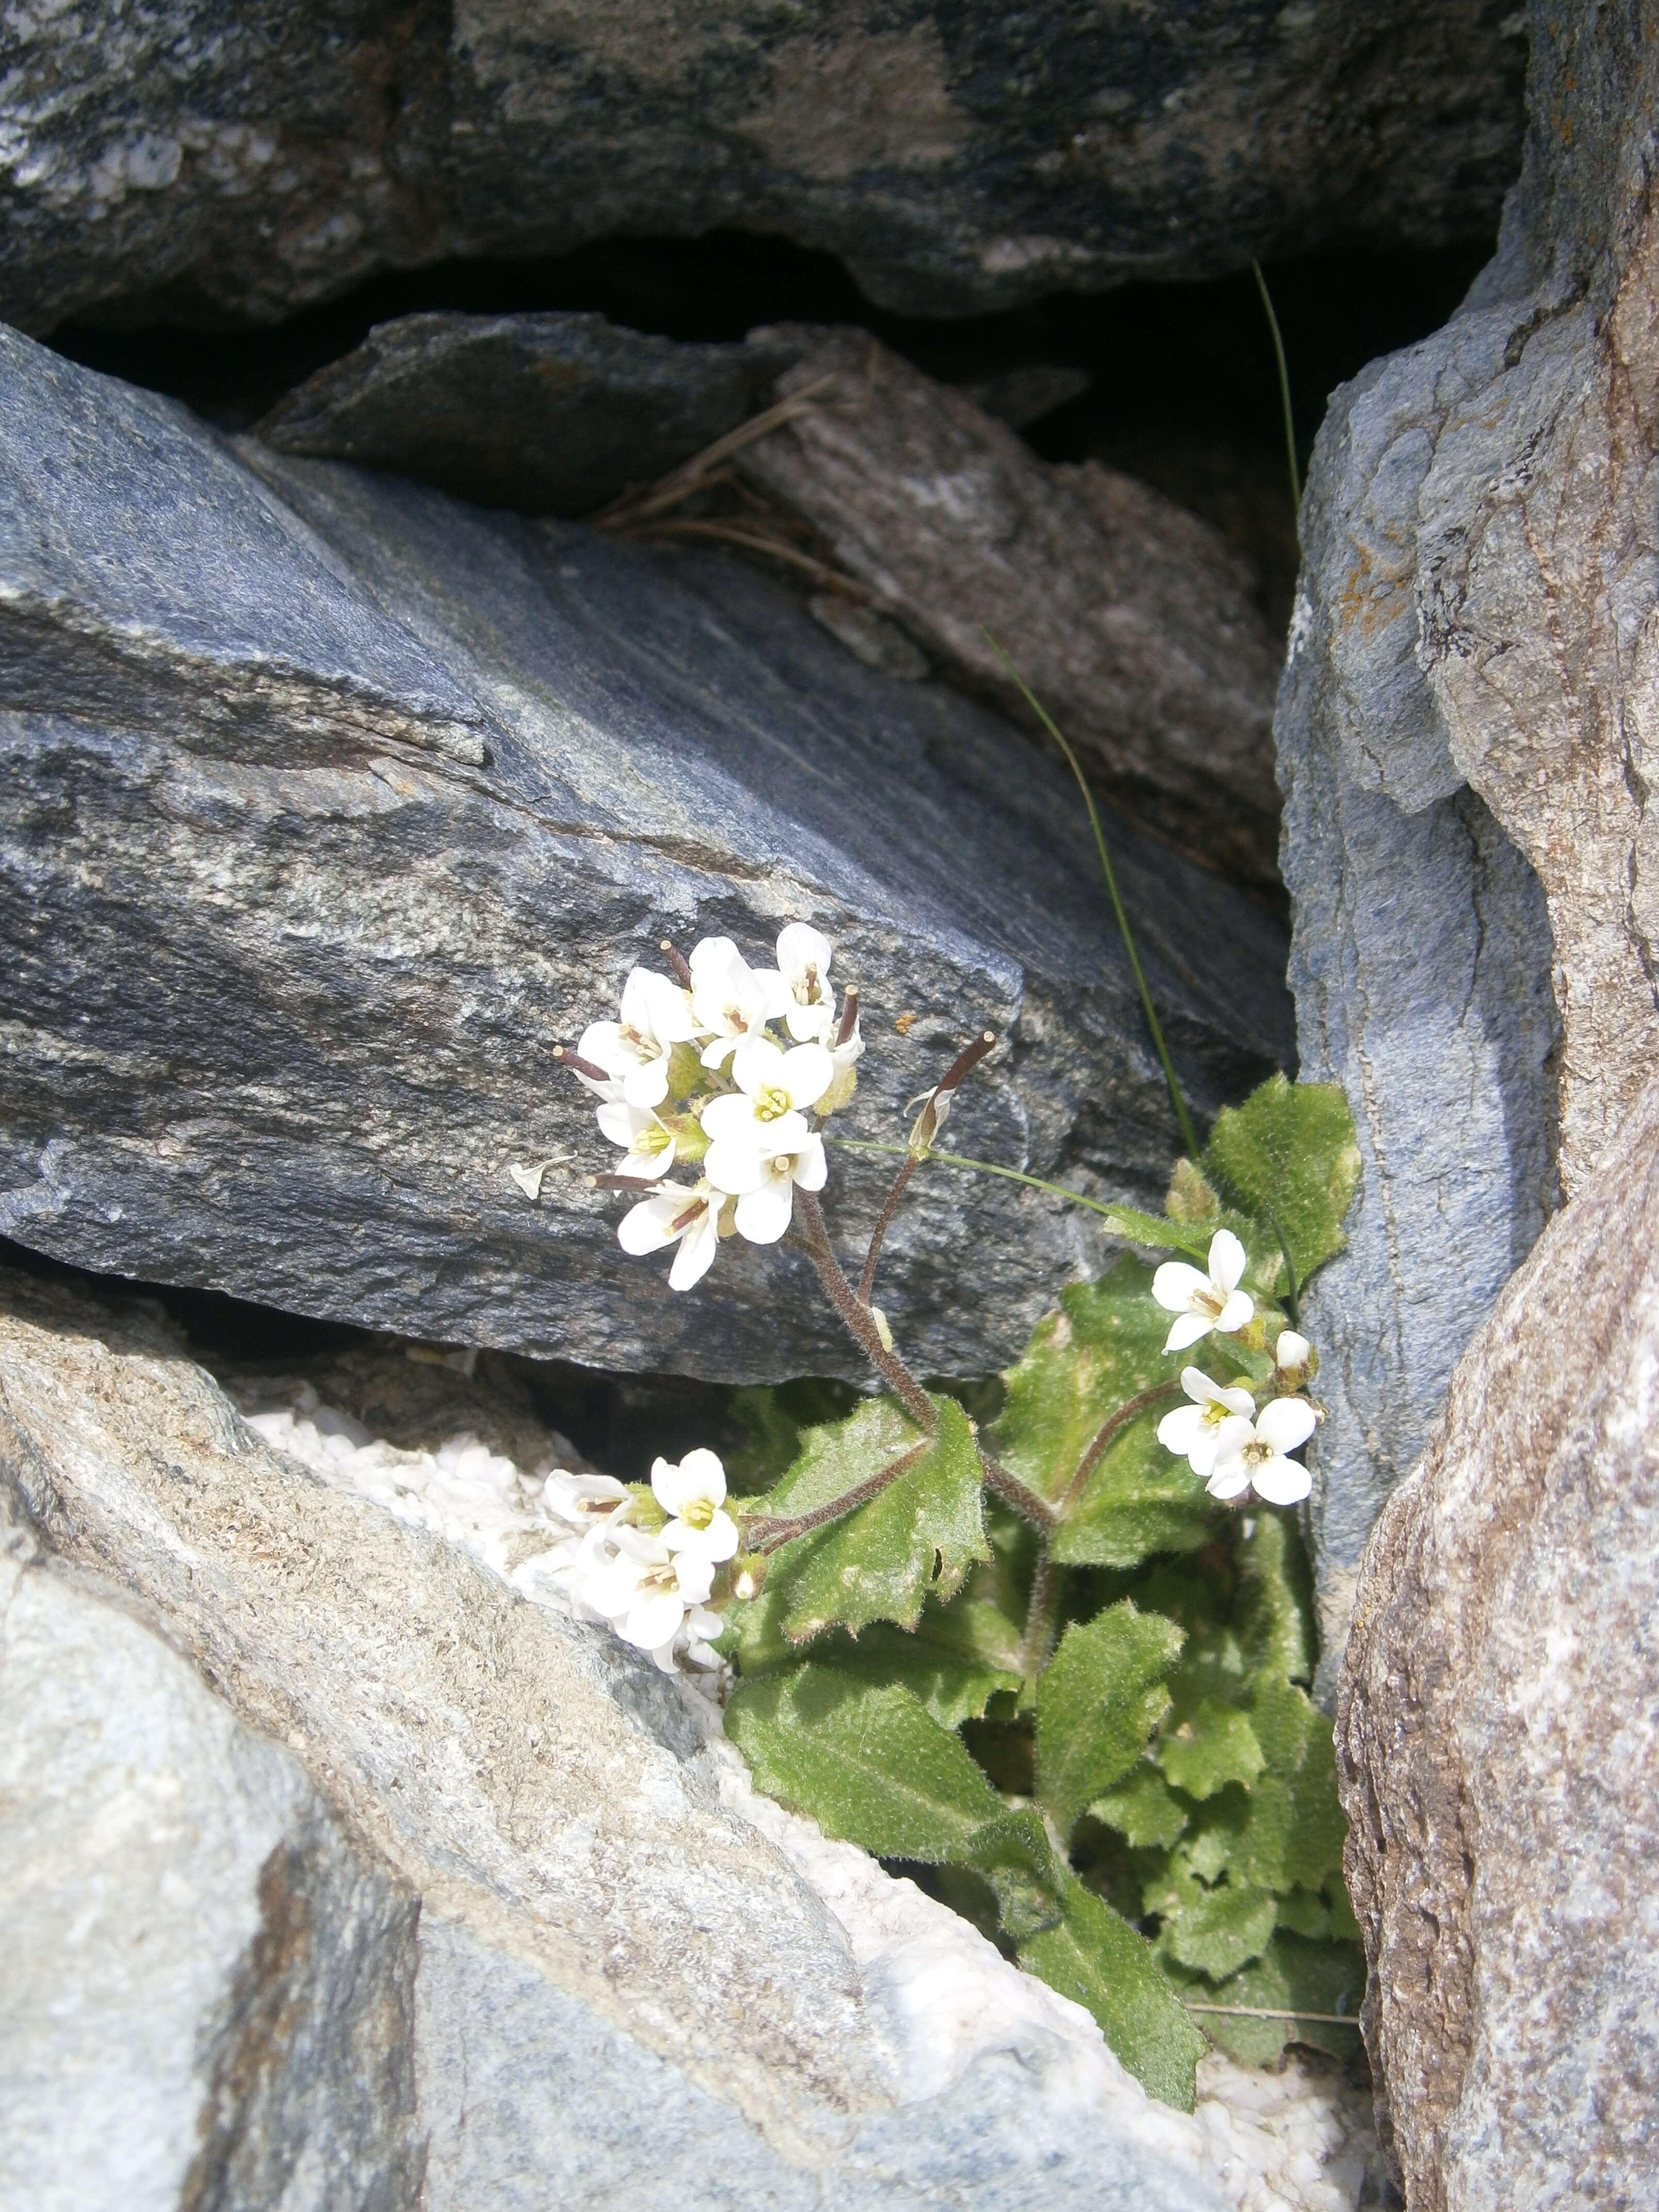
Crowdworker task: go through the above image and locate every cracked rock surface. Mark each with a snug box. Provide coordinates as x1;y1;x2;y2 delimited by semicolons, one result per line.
1276;0;1659;1691
0;324;1293;1383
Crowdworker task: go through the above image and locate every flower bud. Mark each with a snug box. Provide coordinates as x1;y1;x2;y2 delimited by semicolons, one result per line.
731;1554;768;1603
1274;1329;1316;1389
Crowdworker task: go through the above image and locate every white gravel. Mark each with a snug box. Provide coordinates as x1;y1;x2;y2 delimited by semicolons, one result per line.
241;1377;1383;2212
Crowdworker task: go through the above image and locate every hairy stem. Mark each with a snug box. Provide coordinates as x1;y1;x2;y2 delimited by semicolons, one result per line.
1020;1546;1064;1681
793;1190;937;1428
744;1441;931;1552
979;1449;1060;1533
857;1152;918;1304
1061;1384;1184;1515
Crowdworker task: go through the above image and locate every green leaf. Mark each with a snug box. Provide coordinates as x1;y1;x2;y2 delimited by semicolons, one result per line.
729;1593;1022;1730
724;1666;1002;1860
760;1395;989;1640
1202;1074;1360;1296
724;1380;859;1492
1145;1852;1278;1980
1166;1933;1365;2065
1274;1888;1332;1941
1095;1204;1215;1259
1036;1602;1185;1840
1233;1674;1347;1895
961;1808;1064;1940
1089;1764;1190;1850
1155;1699;1265;1800
1020;1869;1208;2109
1050;1411;1216;1569
1233;1511;1317;1684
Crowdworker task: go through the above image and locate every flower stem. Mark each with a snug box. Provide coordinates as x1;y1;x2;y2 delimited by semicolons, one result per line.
979;1449;1059;1533
1020;1546;1064;1681
828;1135;1147;1228
1061;1384;1184;1515
743;1441;931;1552
793;1189;937;1429
857;1152;918;1304
979;634;1199;1162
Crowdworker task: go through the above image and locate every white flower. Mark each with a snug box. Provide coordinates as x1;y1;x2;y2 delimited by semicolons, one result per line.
580;967;700;1109
1206;1398;1318;1506
1156;1368;1258;1478
766;922;837;1043
617;1178;726;1290
705;1126;827;1244
651;1447;739;1562
578;1522;722;1663
540;1468;631;1531
1152;1229;1254;1352
595;1101;677;1180
689;937;786;1068
819;1014;864;1116
700;1036;833;1179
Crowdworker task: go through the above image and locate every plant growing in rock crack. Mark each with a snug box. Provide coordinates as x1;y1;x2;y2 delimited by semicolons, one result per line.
513;896;1365;2111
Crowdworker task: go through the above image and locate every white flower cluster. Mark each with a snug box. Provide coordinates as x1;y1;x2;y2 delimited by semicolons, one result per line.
541;1447;740;1672
1151;1229;1320;1507
573;925;863;1289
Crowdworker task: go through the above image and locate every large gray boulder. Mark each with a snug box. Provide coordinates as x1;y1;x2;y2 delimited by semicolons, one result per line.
1277;1;1659;1689
0;1260;1371;2210
0;2;1525;332
0;323;1293;1384
1336;1068;1659;2212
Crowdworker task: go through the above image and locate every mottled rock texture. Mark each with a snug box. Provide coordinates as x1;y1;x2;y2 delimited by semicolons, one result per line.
0;326;1294;1384
1278;1;1659;1688
256;312;795;516
0;2;1526;333
0;1260;1277;2211
1336;1068;1659;2212
734;328;1282;885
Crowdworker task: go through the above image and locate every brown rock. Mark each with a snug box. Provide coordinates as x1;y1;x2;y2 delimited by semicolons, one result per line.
733;328;1283;886
1336;1069;1659;2209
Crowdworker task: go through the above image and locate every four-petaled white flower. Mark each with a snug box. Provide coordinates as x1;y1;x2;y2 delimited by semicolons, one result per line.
700;1036;832;1173
1152;1229;1254;1353
689;937;786;1068
596;1101;678;1180
1156;1368;1258;1478
1205;1398;1318;1506
767;922;837;1043
579;1522;722;1664
651;1448;739;1562
617;1178;727;1291
579;967;699;1108
723;1133;828;1243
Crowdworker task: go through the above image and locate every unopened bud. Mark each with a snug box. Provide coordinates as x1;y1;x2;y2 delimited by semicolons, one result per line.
1275;1329;1316;1388
731;1554;768;1603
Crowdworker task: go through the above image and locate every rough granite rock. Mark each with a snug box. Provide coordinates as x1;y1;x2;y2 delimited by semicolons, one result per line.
0;2;1526;333
0;1260;1369;2211
1335;1067;1659;2211
0;324;1294;1384
734;328;1283;885
1277;1;1659;1688
255;312;795;516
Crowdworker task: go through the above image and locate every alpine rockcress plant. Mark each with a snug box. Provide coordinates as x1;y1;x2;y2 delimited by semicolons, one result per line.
514;922;1364;2109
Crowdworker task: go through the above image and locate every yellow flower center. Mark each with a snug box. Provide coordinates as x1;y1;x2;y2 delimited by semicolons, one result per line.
1243;1437;1272;1467
682;1496;715;1531
1194;1284;1226;1318
754;1082;791;1122
1201;1401;1229;1430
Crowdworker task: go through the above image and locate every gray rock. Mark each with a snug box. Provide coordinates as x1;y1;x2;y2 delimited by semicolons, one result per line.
0;325;1293;1384
1278;0;1659;1688
0;1261;1254;2210
256;313;795;517
1336;1067;1659;2212
0;2;1526;332
735;329;1284;885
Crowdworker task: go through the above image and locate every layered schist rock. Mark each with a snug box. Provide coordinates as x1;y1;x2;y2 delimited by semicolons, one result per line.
0;326;1294;1384
1277;1;1659;1690
0;1262;1371;2211
1336;1069;1659;2212
0;2;1525;331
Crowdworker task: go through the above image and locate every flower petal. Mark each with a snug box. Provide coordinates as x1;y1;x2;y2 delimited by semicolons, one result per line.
1152;1261;1210;1314
621;1058;671;1109
672;1553;717;1605
620;1593;686;1650
777;922;833;982
1249;1457;1313;1506
734;1176;794;1244
778;1043;833;1111
700;1094;761;1145
667;1209;720;1290
1158;1406;1205;1456
617;1192;684;1255
1206;1462;1253;1501
1257;1396;1317;1454
1214;1288;1255;1335
790;1134;828;1191
595;1101;644;1148
731;1035;786;1094
678;1448;727;1505
651;1455;696;1517
703;1136;770;1196
1275;1330;1312;1373
1163;1311;1214;1353
1208;1228;1246;1291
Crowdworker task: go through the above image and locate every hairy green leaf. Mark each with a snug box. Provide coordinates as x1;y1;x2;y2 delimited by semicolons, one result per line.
1155;1699;1265;1800
1233;1511;1316;1684
1203;1074;1360;1296
1233;1674;1347;1894
1020;1870;1208;2109
1144;1851;1278;1980
1090;1764;1190;1850
1036;1602;1185;1840
1050;1416;1215;1568
1095;1204;1215;1258
1166;1933;1365;2065
758;1395;988;1640
728;1592;1021;1729
725;1666;1002;1860
962;1808;1064;1940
